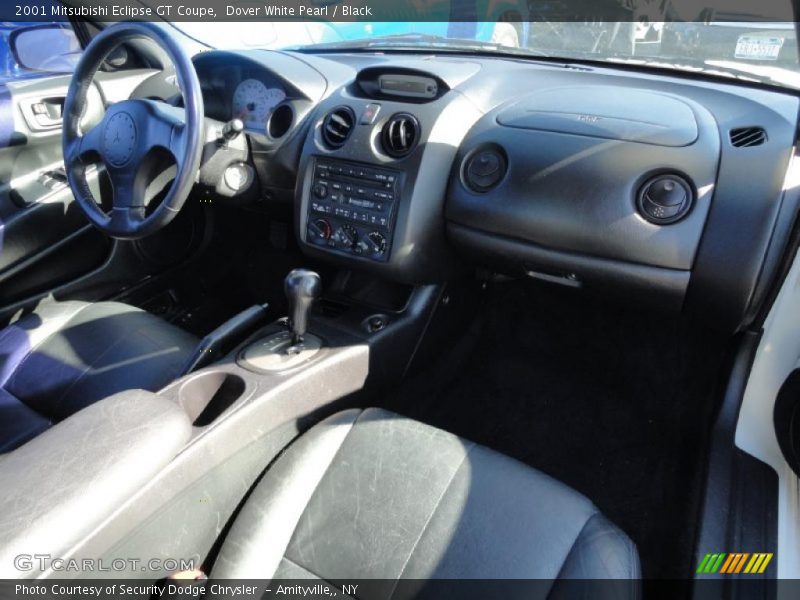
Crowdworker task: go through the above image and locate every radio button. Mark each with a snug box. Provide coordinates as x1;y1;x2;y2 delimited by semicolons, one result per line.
360;103;381;125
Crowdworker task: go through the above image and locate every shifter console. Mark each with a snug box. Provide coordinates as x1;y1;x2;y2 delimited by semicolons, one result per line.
239;269;324;373
239;331;322;373
305;158;402;262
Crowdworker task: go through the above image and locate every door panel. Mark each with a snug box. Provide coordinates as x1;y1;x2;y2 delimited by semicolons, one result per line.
0;74;110;307
1;21;198;317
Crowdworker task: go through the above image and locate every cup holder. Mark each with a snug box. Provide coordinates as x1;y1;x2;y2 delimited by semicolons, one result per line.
178;372;246;427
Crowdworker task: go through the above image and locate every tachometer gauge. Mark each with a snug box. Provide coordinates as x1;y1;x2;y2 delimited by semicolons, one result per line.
232;79;286;130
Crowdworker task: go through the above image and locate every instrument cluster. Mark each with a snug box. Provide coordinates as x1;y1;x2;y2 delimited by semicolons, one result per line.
231;78;286;132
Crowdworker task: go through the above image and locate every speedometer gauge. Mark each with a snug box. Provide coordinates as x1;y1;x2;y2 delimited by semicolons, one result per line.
232;79;286;130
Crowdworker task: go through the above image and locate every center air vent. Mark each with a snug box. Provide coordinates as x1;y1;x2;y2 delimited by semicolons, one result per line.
730;127;767;147
381;113;420;158
321;106;355;149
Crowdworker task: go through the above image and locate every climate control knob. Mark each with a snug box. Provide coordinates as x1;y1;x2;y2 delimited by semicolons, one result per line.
308;218;332;240
333;224;358;250
362;231;387;256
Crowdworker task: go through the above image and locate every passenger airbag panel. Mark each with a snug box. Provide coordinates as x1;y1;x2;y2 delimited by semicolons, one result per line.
496;86;699;147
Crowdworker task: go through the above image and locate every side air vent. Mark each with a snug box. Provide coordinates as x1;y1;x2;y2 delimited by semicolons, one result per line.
321;106;355;149
382;113;420;158
463;147;507;193
730;127;767;147
636;173;694;225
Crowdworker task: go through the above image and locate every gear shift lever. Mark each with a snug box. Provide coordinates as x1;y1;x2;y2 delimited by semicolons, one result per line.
284;269;322;346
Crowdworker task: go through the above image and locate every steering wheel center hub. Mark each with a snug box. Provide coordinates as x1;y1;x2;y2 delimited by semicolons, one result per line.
103;112;137;166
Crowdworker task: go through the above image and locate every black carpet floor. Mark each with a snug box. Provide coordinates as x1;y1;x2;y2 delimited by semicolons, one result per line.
383;278;729;582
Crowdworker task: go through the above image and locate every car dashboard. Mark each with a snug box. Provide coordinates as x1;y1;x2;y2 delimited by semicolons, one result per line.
138;47;800;333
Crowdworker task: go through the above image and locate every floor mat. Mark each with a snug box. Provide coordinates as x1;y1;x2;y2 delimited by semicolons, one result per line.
383;278;729;582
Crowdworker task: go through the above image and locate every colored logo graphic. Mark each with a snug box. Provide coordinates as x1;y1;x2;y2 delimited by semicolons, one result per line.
697;553;773;575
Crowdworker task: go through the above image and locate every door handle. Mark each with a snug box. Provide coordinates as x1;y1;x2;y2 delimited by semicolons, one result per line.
25;97;65;130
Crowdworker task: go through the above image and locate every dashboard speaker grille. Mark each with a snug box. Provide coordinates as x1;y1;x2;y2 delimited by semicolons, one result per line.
382;113;420;158
730;127;767;147
322;107;355;149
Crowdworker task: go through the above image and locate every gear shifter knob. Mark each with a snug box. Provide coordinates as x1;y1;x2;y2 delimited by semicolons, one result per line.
284;269;322;345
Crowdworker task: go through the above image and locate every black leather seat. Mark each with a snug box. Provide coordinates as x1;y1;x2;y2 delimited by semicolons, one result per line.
0;300;197;452
212;408;641;590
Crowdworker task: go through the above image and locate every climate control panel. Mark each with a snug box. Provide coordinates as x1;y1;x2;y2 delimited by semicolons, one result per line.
305;158;401;262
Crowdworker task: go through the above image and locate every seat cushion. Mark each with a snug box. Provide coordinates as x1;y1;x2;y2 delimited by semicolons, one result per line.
212;408;641;590
0;300;197;451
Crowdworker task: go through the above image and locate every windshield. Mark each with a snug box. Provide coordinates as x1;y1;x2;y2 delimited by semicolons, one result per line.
169;0;800;89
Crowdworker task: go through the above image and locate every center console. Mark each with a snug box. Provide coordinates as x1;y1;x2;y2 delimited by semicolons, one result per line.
11;261;452;580
305;158;403;262
15;270;372;579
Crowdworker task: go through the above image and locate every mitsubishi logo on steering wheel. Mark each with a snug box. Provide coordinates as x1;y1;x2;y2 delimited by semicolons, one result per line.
103;112;137;166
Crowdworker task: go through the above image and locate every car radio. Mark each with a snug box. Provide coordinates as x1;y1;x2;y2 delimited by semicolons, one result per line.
305;158;402;262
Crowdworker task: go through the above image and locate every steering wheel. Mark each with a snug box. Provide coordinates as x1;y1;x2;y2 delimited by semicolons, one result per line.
63;22;204;240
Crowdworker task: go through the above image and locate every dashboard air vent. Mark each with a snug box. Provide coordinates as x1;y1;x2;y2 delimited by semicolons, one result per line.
382;113;420;158
321;107;355;149
730;127;767;147
464;147;507;193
